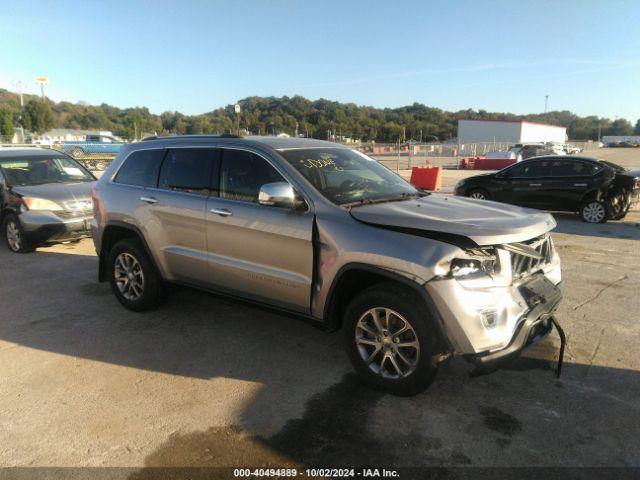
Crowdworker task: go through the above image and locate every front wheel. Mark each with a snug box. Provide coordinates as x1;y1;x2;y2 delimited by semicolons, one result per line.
108;238;165;311
580;200;608;223
468;188;490;200
3;214;34;253
344;283;440;396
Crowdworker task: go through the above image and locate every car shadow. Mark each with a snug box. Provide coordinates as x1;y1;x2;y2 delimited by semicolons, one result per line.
552;212;640;240
1;246;639;471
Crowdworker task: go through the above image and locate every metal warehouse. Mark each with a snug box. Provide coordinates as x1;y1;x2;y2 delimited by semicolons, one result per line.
458;119;567;144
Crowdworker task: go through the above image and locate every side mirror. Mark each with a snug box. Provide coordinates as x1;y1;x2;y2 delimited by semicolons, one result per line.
258;182;298;208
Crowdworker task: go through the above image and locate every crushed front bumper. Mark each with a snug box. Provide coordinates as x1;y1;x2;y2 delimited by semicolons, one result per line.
466;275;563;374
426;263;564;373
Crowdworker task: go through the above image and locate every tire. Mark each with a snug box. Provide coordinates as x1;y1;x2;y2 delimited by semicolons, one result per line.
580;200;608;223
344;283;440;396
71;147;85;159
467;188;490;200
107;238;165;312
3;213;35;253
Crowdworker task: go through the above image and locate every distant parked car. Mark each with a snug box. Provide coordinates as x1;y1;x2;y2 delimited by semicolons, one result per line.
454;156;640;223
60;135;125;161
0;148;95;252
563;144;582;154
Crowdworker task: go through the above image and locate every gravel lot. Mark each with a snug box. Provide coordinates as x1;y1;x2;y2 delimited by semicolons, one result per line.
0;149;639;477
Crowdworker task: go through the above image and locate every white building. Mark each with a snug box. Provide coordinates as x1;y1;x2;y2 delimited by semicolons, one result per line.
458;120;566;145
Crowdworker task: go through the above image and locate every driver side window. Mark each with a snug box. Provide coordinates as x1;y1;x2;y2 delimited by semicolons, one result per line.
220;149;286;203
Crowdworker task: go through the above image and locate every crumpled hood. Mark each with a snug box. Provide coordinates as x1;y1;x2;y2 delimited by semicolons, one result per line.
349;194;556;246
11;182;94;204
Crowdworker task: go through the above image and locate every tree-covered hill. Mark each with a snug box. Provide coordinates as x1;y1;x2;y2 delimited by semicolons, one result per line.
0;89;637;141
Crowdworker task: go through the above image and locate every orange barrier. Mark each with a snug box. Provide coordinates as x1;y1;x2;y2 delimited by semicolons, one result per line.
410;166;442;191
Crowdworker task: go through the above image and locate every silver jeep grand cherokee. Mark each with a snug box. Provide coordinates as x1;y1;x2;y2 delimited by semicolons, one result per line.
92;135;563;395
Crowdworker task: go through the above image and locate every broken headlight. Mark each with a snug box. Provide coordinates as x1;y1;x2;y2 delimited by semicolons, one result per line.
449;256;497;279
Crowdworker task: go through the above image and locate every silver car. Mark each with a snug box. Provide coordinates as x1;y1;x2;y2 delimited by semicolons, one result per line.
92;136;564;395
1;148;95;253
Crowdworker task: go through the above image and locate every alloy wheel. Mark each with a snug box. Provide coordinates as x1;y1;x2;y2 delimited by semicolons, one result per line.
355;307;420;379
6;221;21;252
583;202;606;223
469;191;486;200
114;252;145;301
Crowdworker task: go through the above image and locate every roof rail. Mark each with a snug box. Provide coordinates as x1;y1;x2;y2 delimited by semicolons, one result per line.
140;134;241;142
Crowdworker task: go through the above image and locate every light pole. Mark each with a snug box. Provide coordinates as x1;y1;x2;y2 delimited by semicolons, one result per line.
35;76;49;100
544;95;549;117
234;103;241;136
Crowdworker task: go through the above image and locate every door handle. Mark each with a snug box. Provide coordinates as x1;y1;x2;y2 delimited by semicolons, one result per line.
573;183;587;187
140;196;158;204
529;183;542;187
210;207;233;217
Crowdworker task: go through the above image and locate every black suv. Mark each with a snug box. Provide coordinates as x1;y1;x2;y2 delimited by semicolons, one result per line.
454;156;640;223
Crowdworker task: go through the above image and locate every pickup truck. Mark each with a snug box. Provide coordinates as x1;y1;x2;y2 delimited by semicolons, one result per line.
60;135;125;160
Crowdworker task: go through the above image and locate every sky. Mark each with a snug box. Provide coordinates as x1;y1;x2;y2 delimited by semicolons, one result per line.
1;0;639;121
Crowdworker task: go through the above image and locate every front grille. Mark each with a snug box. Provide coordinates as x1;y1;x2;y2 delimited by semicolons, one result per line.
509;234;554;278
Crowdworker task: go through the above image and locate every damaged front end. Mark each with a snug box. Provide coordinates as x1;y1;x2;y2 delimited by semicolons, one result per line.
426;233;566;377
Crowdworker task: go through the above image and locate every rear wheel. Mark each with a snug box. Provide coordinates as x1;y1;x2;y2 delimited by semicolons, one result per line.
108;238;165;311
468;188;490;200
344;283;440;396
580;200;607;223
3;214;34;253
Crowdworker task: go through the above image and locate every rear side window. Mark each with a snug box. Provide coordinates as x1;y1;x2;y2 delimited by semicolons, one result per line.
550;160;596;176
509;161;551;178
114;149;164;187
158;148;215;195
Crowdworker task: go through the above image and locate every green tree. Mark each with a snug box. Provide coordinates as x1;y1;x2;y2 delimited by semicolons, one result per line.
0;108;15;140
634;119;640;135
608;118;634;136
23;99;55;134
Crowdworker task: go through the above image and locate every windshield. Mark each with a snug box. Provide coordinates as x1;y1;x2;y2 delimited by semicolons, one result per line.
0;155;95;186
599;160;626;172
279;148;418;206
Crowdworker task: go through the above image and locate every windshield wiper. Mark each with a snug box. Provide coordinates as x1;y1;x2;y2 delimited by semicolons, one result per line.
343;192;422;208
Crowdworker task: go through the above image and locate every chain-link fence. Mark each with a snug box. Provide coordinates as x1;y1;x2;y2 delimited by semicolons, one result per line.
354;139;601;172
1;135;602;173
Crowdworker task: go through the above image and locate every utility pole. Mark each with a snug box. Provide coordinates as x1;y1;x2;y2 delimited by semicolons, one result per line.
15;80;25;108
295;121;299;137
14;81;26;141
